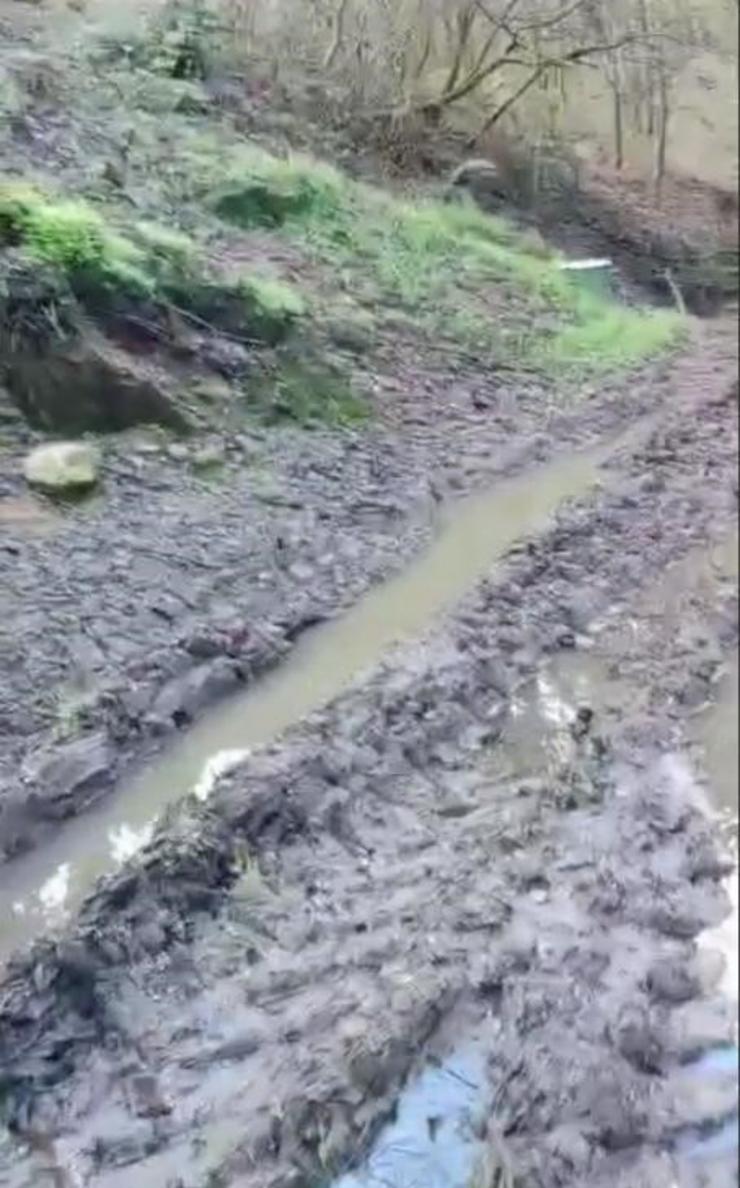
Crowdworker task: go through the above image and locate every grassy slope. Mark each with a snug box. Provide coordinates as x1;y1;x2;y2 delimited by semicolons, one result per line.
196;144;684;374
0;18;685;429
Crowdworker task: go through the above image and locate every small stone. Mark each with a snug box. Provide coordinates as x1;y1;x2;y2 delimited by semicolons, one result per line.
127;1072;172;1118
192;377;233;405
555;627;577;649
184;633;224;660
326;317;374;353
192;444;224;470
23;441;99;494
647;957;701;1004
150;658;242;726
611;1005;664;1072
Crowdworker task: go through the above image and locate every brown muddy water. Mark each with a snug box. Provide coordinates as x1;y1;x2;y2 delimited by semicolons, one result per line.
0;443;612;963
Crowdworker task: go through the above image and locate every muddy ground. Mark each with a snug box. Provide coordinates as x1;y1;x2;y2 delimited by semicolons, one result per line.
0;325;689;861
0;315;736;1187
0;9;738;1184
2;0;710;865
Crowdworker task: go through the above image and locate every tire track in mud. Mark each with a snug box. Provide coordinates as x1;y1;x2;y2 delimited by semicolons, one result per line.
0;338;737;1187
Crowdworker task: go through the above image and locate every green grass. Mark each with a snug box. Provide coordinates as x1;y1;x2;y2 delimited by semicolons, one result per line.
0;182;306;345
251;358;369;427
0;183;153;297
210;148;682;370
238;274;306;343
212;152;347;229
543;301;684;373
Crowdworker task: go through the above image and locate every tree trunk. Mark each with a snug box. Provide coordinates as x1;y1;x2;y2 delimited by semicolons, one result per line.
613;82;624;170
654;70;670;201
324;0;351;70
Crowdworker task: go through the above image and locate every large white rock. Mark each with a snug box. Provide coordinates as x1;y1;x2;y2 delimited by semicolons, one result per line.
23;441;100;494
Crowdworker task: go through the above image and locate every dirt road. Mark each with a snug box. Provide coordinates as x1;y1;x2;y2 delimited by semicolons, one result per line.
0;318;737;1187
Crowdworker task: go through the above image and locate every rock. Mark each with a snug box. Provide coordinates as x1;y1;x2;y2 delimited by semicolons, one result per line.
192;443;225;470
610;1005;665;1072
560;590;605;632
180;1030;263;1069
446;158;505;210
588;1079;650;1150
0;256;190;433
11;330;189;434
192;377;232;406
184;632;225;660
23;441;100;495
646;956;702;1004
150;658;243;727
555;626;577;649
326;317;375;354
24;731;114;819
126;1072;172;1118
174;86;211;116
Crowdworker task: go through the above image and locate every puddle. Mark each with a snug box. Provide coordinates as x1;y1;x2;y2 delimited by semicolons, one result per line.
677;1116;739;1162
0;444;611;963
333;1045;487;1188
491;584;740;1173
329;632;740;1187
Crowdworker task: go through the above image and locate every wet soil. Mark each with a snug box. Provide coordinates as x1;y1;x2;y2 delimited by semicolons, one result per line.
0;313;697;863
0;441;612;954
0;318;736;1187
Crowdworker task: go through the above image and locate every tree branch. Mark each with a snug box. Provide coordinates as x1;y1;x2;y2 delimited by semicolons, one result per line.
517;0;589;34
467;34;644;144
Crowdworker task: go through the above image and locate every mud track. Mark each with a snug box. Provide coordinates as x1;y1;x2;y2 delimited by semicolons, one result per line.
0;320;736;1187
0;322;693;860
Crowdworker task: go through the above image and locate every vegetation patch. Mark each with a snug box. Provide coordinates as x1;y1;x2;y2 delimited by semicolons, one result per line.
542;301;684;374
238;275;307;344
0;184;153;303
250;357;369;427
0;183;305;346
212;153;346;229
211;149;682;370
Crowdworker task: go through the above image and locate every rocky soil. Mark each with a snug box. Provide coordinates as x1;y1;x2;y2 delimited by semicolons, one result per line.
0;317;736;1187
